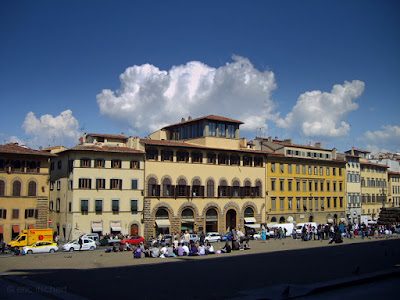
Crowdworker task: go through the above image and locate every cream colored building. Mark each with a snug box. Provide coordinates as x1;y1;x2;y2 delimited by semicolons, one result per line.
140;115;266;238
345;154;362;224
49;134;145;241
388;171;400;208
0;143;55;242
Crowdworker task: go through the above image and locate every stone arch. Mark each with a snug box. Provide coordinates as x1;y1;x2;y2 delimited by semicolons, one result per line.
176;175;188;185
177;201;200;217
151;202;175;218
191;176;202;186
223;201;241;216
243;178;252;186
128;221;141;236
241;201;259;215
145;174;159;183
231;177;241;186
201;202;222;217
218;177;228;185
270;217;277;223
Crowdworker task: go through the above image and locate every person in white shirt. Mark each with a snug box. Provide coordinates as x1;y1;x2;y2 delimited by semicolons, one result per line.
182;244;190;256
207;243;215;254
198;243;206;255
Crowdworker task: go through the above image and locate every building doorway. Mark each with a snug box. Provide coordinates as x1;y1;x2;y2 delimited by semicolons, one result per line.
130;224;139;236
181;208;195;233
205;208;218;233
226;209;237;232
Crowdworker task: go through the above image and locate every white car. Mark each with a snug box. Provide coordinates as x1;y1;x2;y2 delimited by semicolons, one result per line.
23;241;58;254
204;232;221;243
62;238;96;251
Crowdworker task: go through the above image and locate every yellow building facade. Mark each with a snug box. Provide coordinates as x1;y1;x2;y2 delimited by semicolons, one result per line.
388;171;400;208
253;138;347;225
0;143;54;242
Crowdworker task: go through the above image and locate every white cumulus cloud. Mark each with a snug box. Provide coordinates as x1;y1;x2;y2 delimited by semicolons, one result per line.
96;55;277;135
361;125;400;154
276;80;365;138
22;110;81;148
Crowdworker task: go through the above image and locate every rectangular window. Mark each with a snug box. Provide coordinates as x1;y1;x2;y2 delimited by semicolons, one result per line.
112;200;119;213
296;181;301;192
50;181;54;190
131;179;138;190
161;150;173;161
111;159;121;168
296;164;300;174
271;179;276;191
288;197;293;210
333;197;337;208
280;180;284;191
110;179;122;190
271;163;276;173
321;198;325;210
303;181;307;192
131;200;138;215
280;197;285;211
177;151;189;163
130;160;140;169
81;200;89;214
12;209;19;219
314;167;318;175
25;209;36;219
0;209;7;219
228;125;235;138
302;165;306;174
308;166;312;175
68;202;72;213
288;164;292;174
56;181;61;190
95;200;102;213
79;178;92;189
271;197;276;211
327;181;330;191
80;158;91;168
209;122;216;136
96;179;106;190
327;167;330;176
95;159;105;168
288;180;292;191
315;198;319;211
218;123;226;137
296;197;301;211
207;153;216;164
320;167;323;175
56;198;60;212
320;181;324;191
280;163;284;173
333;168;336;176
314;181;318;191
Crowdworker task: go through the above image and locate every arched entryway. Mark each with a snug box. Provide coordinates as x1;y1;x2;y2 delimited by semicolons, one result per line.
181;208;195;233
155;208;170;235
308;216;314;222
226;209;237;232
279;216;285;223
205;208;218;233
130;224;139;236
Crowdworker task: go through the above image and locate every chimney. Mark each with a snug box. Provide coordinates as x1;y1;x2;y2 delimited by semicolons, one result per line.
315;142;322;148
121;132;125;136
284;139;293;145
188;116;192;121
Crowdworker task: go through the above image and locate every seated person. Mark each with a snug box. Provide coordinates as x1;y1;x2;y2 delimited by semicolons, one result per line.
198;243;206;255
206;242;215;254
189;243;199;256
166;244;175;257
150;246;160;258
133;246;144;258
221;241;232;253
182;243;190;256
177;243;185;256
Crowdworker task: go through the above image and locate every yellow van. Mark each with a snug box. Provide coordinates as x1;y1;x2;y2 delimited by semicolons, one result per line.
7;229;53;249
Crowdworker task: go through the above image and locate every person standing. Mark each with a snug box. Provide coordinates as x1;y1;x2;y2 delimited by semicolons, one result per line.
183;230;190;246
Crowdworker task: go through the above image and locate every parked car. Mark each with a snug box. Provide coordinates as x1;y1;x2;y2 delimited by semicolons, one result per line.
83;233;100;246
23;241;58;254
62;238;96;251
253;232;262;240
120;236;146;245
189;234;200;243
204;232;221;243
220;233;233;241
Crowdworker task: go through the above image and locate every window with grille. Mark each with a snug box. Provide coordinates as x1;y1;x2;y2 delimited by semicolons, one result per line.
96;178;105;189
79;178;92;189
80;158;91;168
130;160;140;169
81;200;88;214
95;200;102;213
12;181;21;196
12;209;19;219
112;200;119;213
95;159;105;168
131;200;138;214
110;179;122;190
111;159;121;168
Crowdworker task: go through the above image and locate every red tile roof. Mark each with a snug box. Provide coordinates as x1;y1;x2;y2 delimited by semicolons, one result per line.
162;115;244;129
86;133;128;140
360;161;389;168
66;145;144;154
0;143;56;157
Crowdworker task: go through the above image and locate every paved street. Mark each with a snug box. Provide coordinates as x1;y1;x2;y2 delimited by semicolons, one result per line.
1;236;399;299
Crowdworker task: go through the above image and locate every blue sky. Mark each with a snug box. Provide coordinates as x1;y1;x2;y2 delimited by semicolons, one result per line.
1;0;399;154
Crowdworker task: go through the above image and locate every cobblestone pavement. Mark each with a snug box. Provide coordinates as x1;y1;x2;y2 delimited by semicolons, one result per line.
1;235;399;299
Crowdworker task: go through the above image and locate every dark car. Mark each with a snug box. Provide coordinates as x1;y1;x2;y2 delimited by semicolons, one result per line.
120;236;145;245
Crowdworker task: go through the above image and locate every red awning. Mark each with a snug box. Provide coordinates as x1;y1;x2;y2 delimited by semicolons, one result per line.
28;224;35;229
12;225;20;233
0;225;3;234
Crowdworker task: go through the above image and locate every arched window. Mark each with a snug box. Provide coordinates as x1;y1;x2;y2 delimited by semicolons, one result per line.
244;180;251;197
12;180;21;196
162;178;173;197
192;179;202;197
279;216;285;223
207;180;214;197
182;208;194;219
218;179;228;197
232;180;240;197
255;180;262;197
177;178;187;197
0;180;5;196
28;181;37;196
148;178;159;197
244;207;254;218
270;217;277;222
156;208;169;219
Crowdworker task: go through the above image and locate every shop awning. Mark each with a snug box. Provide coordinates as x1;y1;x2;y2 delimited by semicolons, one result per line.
339;218;347;222
244;224;261;229
327;218;334;223
0;225;3;234
156;219;171;228
244;217;256;224
181;219;194;223
28;224;35;229
91;221;103;232
110;221;122;232
12;225;20;233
